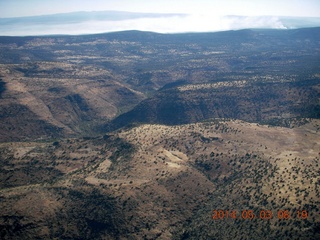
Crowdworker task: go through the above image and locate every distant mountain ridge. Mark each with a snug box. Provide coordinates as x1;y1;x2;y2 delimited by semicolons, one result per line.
1;10;320;36
0;11;186;24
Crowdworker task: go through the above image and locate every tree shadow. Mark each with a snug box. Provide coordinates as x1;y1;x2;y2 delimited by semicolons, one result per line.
0;79;6;98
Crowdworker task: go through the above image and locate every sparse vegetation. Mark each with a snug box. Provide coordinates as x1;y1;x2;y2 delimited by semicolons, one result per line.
0;28;319;239
1;119;319;239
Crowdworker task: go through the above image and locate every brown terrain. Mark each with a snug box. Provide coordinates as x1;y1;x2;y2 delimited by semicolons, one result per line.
0;62;145;141
0;28;319;239
0;119;319;239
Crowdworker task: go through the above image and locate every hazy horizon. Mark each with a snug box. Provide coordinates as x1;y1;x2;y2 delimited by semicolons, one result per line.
1;0;320;18
1;10;320;36
1;0;320;36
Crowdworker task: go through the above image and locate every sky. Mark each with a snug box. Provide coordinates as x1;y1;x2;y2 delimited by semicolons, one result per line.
1;0;320;18
0;0;320;35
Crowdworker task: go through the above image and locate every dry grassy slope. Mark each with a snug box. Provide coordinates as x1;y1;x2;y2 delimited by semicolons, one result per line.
0;119;319;239
0;63;145;141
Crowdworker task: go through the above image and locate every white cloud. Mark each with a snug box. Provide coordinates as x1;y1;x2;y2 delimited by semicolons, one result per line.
85;15;287;34
223;16;287;30
0;14;312;36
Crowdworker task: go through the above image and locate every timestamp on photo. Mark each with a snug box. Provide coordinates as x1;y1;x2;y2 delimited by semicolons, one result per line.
212;209;308;220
